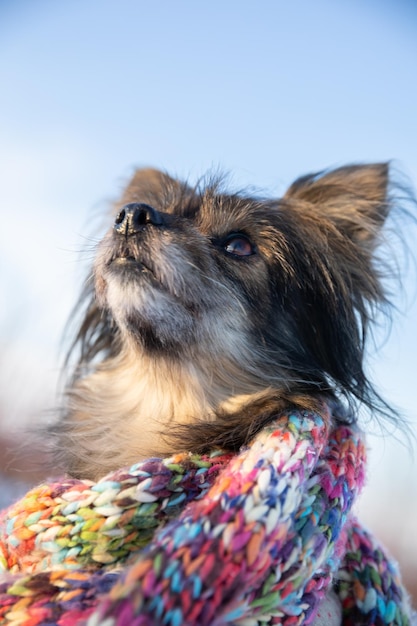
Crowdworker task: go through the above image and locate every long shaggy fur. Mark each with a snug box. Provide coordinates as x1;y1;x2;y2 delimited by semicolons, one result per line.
53;163;408;479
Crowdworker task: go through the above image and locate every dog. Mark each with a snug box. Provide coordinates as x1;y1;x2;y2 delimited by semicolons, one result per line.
54;163;400;481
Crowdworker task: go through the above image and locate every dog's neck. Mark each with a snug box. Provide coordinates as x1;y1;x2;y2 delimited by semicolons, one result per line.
65;345;264;478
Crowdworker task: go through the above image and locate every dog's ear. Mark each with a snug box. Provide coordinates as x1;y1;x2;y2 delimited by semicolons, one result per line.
119;168;189;209
284;163;389;247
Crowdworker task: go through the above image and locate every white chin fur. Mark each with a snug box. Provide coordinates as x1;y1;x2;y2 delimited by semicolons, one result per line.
104;277;195;343
105;278;157;320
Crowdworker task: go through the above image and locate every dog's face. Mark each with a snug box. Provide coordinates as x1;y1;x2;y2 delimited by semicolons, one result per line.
94;165;388;387
95;189;266;364
94;174;303;391
59;164;393;479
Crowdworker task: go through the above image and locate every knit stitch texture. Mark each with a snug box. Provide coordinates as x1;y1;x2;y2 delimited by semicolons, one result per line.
0;404;412;625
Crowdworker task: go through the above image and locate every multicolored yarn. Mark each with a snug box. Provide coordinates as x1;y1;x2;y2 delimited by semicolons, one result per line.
0;404;412;625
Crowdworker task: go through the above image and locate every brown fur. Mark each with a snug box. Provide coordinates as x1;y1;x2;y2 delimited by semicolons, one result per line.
53;163;403;480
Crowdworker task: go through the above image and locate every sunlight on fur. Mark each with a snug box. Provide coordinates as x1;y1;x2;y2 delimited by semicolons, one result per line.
51;163;412;480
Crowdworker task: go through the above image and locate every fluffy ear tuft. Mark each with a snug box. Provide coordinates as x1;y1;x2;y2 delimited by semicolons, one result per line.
284;163;390;247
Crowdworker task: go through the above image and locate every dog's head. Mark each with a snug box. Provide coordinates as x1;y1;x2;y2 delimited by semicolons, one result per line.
60;164;398;478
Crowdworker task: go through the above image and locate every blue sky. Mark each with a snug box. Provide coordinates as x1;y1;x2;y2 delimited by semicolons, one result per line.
0;0;417;556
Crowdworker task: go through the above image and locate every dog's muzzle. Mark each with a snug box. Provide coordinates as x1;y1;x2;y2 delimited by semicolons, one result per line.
114;203;163;237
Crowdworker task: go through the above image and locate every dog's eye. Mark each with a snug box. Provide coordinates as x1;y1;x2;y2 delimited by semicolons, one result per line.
223;234;256;257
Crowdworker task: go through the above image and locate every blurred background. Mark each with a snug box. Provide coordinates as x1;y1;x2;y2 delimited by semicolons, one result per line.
0;0;416;604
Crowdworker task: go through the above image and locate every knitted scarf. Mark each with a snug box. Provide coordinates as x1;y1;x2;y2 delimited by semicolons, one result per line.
0;403;411;626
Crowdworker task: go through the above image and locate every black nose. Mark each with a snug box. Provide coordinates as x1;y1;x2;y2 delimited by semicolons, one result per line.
114;203;163;235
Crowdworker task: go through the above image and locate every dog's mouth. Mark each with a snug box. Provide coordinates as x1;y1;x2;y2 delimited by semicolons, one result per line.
111;255;136;266
107;241;155;276
109;255;160;291
111;254;146;268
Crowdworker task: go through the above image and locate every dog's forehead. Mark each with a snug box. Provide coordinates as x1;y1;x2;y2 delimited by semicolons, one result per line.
160;187;278;226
